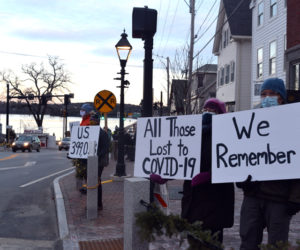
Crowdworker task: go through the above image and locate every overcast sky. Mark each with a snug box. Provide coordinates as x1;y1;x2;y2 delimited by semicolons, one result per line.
0;0;220;106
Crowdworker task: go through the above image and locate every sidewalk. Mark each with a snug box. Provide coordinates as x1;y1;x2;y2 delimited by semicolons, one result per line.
56;157;300;250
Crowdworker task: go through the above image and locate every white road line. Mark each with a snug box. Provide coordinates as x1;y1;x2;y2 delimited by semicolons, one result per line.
20;167;75;188
0;161;36;171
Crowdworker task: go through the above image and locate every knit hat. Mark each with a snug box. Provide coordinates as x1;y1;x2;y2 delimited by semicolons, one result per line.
260;78;287;102
203;98;226;114
80;103;94;113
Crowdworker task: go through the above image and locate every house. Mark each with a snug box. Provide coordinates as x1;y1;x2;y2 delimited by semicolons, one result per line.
250;0;287;107
213;0;252;112
189;64;217;114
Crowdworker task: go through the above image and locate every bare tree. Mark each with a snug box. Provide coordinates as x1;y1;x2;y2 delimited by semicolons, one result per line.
0;56;71;129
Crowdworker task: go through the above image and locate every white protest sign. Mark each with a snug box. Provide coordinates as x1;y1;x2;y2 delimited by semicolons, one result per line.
69;121;80;135
134;115;202;180
212;103;300;183
68;126;100;159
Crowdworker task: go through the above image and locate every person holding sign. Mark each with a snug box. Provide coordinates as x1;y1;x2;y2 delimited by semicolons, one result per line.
238;78;300;250
76;104;110;210
182;98;234;243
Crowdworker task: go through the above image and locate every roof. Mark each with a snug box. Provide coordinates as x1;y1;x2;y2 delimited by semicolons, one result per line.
213;0;252;54
224;0;252;36
196;64;217;73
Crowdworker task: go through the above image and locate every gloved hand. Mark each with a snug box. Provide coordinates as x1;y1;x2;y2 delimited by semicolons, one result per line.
236;175;258;192
287;202;300;216
150;174;168;185
191;172;211;187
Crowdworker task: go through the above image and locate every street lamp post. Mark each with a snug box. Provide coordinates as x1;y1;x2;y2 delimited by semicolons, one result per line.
6;83;10;143
114;30;132;177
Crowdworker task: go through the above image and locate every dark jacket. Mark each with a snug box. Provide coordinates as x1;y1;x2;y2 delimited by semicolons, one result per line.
181;114;235;229
239;179;300;204
97;128;110;167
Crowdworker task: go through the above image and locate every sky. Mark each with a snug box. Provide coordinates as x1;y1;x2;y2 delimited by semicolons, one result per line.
0;0;220;106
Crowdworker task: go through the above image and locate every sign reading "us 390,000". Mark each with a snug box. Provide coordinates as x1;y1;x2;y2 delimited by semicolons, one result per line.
68;126;100;159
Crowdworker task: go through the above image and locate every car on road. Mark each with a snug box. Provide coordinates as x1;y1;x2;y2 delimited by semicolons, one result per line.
12;135;41;152
58;137;70;151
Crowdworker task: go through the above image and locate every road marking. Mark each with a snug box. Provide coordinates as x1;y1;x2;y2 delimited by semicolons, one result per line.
0;154;19;161
20;167;75;188
0;161;36;171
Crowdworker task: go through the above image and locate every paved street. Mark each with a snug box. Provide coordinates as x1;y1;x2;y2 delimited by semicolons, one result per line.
0;149;73;249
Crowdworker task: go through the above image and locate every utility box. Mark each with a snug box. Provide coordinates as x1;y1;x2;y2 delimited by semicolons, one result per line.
132;7;157;39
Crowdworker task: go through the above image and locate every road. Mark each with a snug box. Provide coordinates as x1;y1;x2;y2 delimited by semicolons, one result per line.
0;148;74;249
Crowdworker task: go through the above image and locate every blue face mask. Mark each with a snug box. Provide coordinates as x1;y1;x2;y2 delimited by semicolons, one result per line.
261;96;278;108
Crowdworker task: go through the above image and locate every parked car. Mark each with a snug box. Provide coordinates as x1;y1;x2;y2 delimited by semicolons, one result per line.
58;137;70;151
12;135;41;152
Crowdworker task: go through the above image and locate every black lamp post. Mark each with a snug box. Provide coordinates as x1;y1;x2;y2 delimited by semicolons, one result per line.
114;30;132;177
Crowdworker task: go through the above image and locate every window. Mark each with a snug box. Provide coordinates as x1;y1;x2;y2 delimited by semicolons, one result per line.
230;61;235;81
258;2;264;26
254;84;262;96
225;65;230;84
217;70;220;86
197;74;204;87
270;0;277;18
292;63;300;91
223;29;229;48
284;34;286;50
269;41;276;75
257;48;263;78
221;68;224;85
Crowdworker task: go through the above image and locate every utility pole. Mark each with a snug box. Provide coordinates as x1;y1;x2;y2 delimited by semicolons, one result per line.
187;0;195;114
6;83;9;143
166;57;170;113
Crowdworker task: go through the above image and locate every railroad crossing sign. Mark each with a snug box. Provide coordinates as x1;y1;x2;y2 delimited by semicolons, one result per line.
94;90;117;113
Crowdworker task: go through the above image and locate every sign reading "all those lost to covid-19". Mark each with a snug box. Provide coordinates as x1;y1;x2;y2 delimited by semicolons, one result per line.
212;102;300;183
134;115;202;180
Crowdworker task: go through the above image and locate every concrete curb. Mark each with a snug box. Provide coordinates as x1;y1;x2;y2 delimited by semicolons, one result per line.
53;170;75;239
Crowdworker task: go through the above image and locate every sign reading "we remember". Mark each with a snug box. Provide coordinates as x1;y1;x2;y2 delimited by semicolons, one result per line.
134;115;202;180
212;103;300;183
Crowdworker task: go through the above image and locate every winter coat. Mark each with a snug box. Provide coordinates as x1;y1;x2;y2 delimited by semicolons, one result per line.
240;179;300;204
97;128;110;167
181;114;235;229
80;115;91;126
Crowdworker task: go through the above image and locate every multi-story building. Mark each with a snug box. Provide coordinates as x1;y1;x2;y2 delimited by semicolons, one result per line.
250;0;287;107
189;64;217;114
285;0;300;92
213;0;252;112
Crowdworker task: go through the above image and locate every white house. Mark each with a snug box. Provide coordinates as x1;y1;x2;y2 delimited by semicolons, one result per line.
213;0;252;112
250;0;287;107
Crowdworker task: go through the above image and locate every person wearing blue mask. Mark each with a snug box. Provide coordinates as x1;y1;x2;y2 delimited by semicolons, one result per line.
238;78;300;250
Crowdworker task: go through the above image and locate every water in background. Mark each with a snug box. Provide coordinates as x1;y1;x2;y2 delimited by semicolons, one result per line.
0;114;136;140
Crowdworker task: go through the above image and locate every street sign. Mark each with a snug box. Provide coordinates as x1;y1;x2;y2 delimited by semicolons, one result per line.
94;90;116;113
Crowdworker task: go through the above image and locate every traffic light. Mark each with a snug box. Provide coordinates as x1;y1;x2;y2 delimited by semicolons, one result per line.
41;95;47;105
64;94;70;105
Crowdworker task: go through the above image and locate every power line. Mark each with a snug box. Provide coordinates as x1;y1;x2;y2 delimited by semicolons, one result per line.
194;0;218;43
160;0;180;57
156;0;171;56
193;0;247;59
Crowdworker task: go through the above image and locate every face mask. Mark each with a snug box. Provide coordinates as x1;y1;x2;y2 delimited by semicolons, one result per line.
80;110;86;117
261;96;278;108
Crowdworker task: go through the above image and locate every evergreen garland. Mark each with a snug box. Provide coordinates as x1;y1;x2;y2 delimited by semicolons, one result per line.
135;204;300;250
135;204;223;250
72;159;87;180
